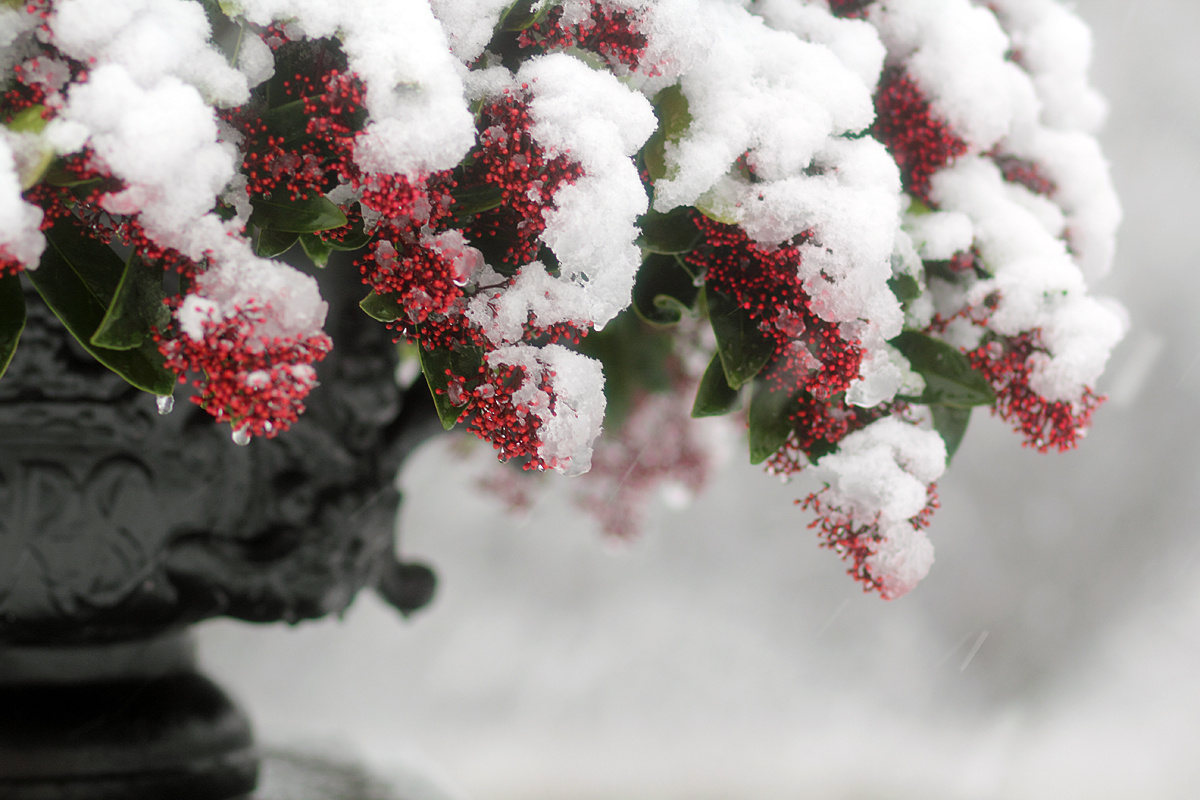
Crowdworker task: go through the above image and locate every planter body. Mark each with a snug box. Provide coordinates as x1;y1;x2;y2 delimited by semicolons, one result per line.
0;264;440;798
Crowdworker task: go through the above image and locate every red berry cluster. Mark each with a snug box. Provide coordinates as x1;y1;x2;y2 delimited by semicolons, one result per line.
2;59;50;118
966;331;1103;452
990;152;1057;197
872;67;969;202
449;360;553;470
765;395;901;477
0;252;22;279
800;483;939;595
156;300;332;439
686;214;864;400
826;0;872;19
230;66;367;204
460;87;585;270
518;2;653;72
354;171;464;328
352;86;589;468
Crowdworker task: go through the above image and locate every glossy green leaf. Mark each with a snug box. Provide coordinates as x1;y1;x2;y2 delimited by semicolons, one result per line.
0;273;26;381
30;222;176;395
319;215;373;252
40;220;124;307
360;290;402;323
931;404;972;463
6;105;54;189
632;252;699;326
707;287;775;389
255;228;299;258
42;161;103;189
91;251;171;350
299;233;333;267
450;183;504;220
890;330;995;408
19;150;54;191
498;0;555;31
6;104;48;134
249;195;347;233
259;99;309;141
575;310;674;428
418;343;484;430
198;0;246;67
638;206;701;255
642;85;691;182
691;353;740;418
888;272;921;304
748;379;794;464
693;195;742;226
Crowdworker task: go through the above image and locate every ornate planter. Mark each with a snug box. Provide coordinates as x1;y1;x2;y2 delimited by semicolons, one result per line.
0;262;441;799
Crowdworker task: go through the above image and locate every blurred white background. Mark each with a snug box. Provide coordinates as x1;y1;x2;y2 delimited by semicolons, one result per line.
197;2;1200;797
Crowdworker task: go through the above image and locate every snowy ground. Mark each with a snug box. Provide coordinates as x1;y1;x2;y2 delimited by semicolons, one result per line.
196;2;1200;797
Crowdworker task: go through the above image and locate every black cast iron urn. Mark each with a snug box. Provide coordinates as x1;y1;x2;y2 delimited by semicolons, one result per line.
0;260;442;799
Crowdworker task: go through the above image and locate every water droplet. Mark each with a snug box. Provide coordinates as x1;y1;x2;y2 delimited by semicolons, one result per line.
446;381;468;407
156;395;174;415
232;427;251;446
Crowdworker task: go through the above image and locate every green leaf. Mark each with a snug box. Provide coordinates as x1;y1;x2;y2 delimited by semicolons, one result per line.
498;0;556;31
38;219;125;307
888;272;921;304
931;404;972;463
319;215;373;252
360;290;402;323
299;233;333;267
91;251;171;350
255;228;299;257
575;310;674;428
450;182;504;220
642;85;691;182
707;287;775;389
632;252;699;326
905;198;933;217
418;343;485;430
0;273;26;381
747;379;794;464
258;98;310;141
638;206;701;255
198;0;246;67
6;104;48;134
42;161;103;189
19;150;54;191
693;193;742;226
30;221;176;395
691;353;740;418
6;105;55;189
890;330;995;408
249;195;348;233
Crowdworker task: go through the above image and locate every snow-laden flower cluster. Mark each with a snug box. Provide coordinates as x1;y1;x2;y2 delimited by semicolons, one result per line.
0;0;1123;598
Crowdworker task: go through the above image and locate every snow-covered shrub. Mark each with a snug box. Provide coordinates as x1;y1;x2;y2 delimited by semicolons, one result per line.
0;0;1123;598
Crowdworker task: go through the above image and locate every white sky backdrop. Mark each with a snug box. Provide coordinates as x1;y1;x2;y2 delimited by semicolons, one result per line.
197;2;1200;796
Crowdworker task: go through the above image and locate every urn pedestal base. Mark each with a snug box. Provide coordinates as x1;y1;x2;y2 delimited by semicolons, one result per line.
0;635;256;800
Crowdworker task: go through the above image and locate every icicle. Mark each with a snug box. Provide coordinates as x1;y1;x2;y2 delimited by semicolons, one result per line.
156;395;175;415
231;426;251;446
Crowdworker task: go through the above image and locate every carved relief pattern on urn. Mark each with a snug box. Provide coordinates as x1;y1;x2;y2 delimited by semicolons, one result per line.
0;287;431;643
